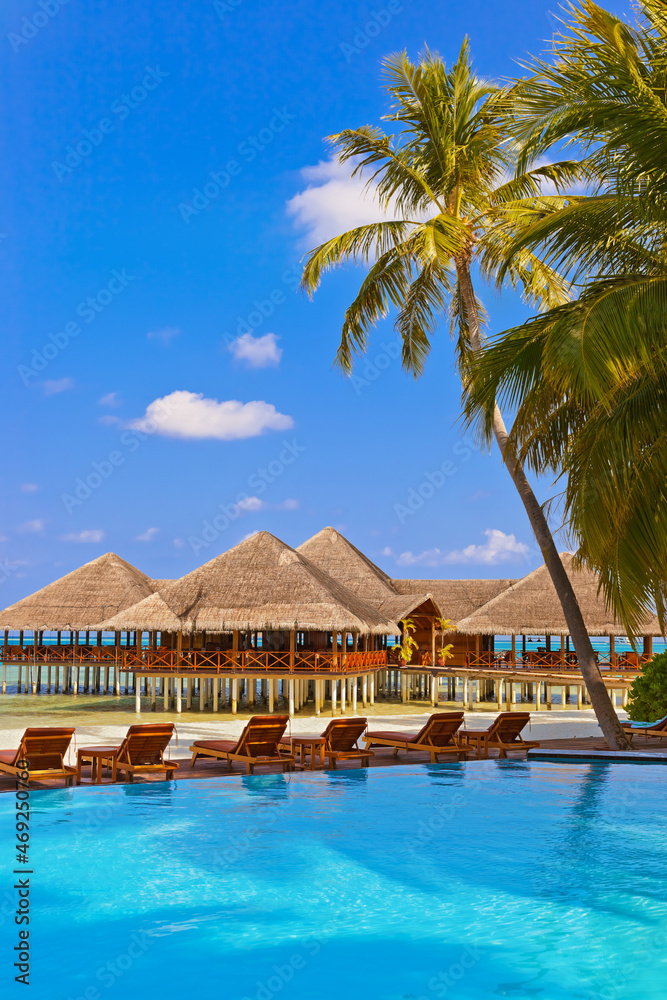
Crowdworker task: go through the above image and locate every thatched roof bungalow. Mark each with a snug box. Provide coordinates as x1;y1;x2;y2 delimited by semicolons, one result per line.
392;577;517;624
297;527;398;605
298;527;445;659
455;554;663;638
98;531;399;637
0;552;154;631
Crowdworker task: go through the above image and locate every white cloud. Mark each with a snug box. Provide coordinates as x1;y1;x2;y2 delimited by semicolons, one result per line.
228;332;282;368
380;546;394;557
136;527;159;542
42;377;74;396
99;392;120;407
237;496;264;512
98;414;122;426
286;158;402;246
61;529;105;543
20;483;39;493
397;529;531;567
173;538;185;549
147;326;180;345
243;530;260;540
18;519;45;534
234;497;298;514
128;390;293;441
0;535;8;542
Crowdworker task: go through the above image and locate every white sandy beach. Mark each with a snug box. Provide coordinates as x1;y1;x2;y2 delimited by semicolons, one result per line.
0;707;620;768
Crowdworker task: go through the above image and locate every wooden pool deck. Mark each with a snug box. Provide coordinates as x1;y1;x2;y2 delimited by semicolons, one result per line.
2;735;666;791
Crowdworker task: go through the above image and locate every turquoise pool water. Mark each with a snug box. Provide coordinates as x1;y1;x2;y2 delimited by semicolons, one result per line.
1;762;666;999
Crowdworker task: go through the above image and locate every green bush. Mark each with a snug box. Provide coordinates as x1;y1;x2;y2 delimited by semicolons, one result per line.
625;652;667;722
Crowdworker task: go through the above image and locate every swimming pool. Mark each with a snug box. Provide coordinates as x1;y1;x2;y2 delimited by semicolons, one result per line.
2;762;666;999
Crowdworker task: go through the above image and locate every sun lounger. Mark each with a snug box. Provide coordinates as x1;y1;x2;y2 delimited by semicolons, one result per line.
363;712;466;762
190;715;295;774
0;727;77;785
459;712;540;758
622;715;667;742
280;717;374;769
79;724;179;783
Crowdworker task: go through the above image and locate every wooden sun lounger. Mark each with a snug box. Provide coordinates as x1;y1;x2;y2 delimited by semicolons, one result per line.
459;712;540;759
79;724;179;783
190;715;295;775
0;728;77;785
280;717;374;769
622;716;667;742
363;712;467;762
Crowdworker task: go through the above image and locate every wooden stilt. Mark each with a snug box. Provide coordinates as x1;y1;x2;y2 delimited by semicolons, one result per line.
176;678;182;714
352;675;357;712
231;678;238;714
268;677;275;713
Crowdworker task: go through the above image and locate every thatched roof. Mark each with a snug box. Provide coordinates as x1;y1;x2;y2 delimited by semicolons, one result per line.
96;592;189;633
106;532;399;634
376;594;442;622
0;553;154;630
454;553;663;636
297;527;397;604
392;578;517;625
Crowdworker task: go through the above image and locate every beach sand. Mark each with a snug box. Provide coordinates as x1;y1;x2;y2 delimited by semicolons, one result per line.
0;691;619;766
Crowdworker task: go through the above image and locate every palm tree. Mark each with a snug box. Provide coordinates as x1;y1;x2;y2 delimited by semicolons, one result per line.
464;1;667;639
300;43;631;748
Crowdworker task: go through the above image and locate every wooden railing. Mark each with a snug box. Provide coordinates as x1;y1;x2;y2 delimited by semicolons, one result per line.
121;648;388;674
1;645;123;663
464;651;648;672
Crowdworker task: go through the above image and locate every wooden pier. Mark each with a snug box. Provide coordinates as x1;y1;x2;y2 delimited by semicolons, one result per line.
0;642;639;715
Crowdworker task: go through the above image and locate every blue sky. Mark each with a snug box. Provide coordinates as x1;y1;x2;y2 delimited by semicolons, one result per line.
0;0;632;604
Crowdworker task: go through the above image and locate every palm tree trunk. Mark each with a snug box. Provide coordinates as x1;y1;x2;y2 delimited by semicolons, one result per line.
456;257;630;750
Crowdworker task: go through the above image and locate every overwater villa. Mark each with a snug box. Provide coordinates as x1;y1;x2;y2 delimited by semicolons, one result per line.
0;528;662;713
